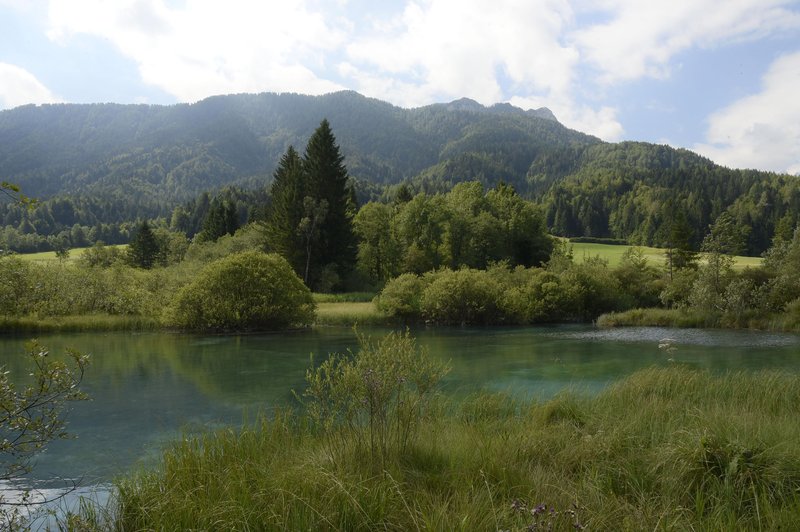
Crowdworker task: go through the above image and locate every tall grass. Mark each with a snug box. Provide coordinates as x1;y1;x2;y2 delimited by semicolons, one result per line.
598;308;800;332
314;302;393;326
110;365;800;530
0;314;161;333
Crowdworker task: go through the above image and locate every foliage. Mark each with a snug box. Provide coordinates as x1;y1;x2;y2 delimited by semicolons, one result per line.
302;329;449;466
377;258;628;325
1;341;88;529
374;273;429;319
194;197;239;243
419;268;504;325
263;121;357;290
165;251;315;331
126;221;160;269
355;182;553;285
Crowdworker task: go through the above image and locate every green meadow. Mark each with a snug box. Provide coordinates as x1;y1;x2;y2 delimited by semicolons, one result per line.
569;241;762;270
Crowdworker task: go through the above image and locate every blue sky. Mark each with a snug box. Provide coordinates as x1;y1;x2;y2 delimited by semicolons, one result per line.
1;0;799;174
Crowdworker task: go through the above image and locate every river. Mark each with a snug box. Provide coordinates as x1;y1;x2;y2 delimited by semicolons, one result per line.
1;324;799;517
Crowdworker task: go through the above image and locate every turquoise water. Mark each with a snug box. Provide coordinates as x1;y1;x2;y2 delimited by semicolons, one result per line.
1;325;798;491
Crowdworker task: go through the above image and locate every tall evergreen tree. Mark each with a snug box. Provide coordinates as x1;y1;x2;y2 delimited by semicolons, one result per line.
264;145;306;274
127;221;160;269
196;199;239;243
301;119;357;288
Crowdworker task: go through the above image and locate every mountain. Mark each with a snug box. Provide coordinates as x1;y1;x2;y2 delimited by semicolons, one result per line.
0;90;797;255
0;91;584;203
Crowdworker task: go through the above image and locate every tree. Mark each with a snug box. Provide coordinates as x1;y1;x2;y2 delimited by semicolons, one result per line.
663;206;697;279
196;199;239;243
297;197;328;286
1;341;88;529
353;201;402;284
302;119;357;288
264;146;306;274
127;221;160;269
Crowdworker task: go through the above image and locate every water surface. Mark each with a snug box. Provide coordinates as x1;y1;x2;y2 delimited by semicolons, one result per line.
1;325;798;492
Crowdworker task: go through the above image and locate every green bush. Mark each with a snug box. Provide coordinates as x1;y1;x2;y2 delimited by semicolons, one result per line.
165;251;315;331
502;270;581;323
303;330;449;466
0;257;33;315
420;268;504;324
374;272;429;318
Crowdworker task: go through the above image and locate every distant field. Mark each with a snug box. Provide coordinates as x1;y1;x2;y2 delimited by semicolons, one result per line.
16;245;127;263
570;241;762;270
13;242;762;271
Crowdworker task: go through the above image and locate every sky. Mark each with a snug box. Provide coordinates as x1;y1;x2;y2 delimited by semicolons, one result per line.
1;0;799;174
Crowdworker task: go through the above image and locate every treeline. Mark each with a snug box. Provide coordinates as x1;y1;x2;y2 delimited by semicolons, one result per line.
374;219;800;329
354;181;553;286
3;92;800;255
540;142;800;255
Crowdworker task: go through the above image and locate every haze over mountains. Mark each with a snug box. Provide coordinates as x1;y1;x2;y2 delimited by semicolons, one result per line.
0;90;797;255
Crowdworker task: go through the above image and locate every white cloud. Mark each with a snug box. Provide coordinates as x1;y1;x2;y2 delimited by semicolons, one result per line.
572;0;800;84
510;94;623;141
46;0;347;102
340;0;629;140
694;51;800;174
0;62;60;110
345;0;578;105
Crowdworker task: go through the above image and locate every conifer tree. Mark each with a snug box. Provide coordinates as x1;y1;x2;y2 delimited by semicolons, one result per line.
301;119;357;287
196;199;239;243
265;145;306;274
127;220;160;269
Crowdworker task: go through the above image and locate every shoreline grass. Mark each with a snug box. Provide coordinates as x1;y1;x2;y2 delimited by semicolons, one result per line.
598;307;800;332
106;366;800;530
0;314;162;334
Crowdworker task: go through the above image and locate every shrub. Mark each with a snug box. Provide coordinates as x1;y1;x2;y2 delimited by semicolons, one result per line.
302;330;449;466
374;273;427;318
420;268;504;324
503;270;582;323
165;251;315;331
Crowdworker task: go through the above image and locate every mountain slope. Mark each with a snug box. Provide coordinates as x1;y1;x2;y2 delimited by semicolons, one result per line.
0;90;797;255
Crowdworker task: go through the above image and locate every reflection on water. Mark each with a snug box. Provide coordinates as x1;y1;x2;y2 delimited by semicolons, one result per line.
0;325;798;490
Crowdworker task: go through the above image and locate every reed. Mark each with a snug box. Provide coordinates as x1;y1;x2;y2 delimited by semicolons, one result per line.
0;314;161;333
110;366;800;530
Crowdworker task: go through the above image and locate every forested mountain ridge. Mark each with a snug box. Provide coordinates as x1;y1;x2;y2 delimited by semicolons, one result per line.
0;90;580;201
0;90;798;254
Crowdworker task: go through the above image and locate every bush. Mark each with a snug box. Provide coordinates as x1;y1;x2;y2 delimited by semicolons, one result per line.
165;251;315;331
374;273;429;318
303;330;449;466
420;268;504;324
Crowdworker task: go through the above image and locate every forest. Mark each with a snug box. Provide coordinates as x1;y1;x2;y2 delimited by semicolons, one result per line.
1;91;798;256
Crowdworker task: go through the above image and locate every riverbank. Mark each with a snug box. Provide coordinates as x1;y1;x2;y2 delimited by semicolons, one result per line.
0;297;392;334
597;307;800;332
5;303;799;334
92;367;800;530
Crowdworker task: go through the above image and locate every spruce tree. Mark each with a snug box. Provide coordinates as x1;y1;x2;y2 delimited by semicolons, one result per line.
302;119;357;288
197;199;239;243
127;221;160;269
264;145;306;274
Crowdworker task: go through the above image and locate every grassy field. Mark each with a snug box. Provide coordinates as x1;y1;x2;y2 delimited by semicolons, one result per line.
15;242;762;270
570;241;763;270
314;301;390;326
15;244;127;263
105;366;800;531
